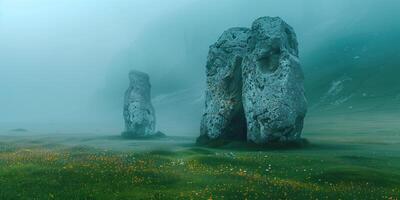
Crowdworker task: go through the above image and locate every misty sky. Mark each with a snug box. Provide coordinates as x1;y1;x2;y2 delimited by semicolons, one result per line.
0;0;398;135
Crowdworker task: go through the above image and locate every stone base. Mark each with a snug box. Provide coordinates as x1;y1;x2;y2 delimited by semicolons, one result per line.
197;134;309;149
121;131;166;140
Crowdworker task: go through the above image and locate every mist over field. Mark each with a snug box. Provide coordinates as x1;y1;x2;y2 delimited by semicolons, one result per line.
0;0;399;135
1;1;400;199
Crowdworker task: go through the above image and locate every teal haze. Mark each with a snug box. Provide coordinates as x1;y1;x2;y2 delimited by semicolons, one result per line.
0;0;399;135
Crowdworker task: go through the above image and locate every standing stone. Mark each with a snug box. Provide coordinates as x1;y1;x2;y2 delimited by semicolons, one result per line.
198;28;249;143
123;70;156;137
243;17;307;144
198;16;307;145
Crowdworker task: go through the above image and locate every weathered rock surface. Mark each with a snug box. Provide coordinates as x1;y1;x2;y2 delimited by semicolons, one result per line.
123;70;156;137
199;17;307;145
242;17;307;144
199;28;249;142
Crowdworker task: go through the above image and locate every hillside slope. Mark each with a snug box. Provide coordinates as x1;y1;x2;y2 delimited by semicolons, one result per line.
303;28;400;136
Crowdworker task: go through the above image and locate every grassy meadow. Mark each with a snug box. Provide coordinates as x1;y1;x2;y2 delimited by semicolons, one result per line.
1;114;400;200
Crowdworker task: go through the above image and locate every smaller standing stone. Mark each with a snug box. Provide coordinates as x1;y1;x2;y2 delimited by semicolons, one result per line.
123;70;156;138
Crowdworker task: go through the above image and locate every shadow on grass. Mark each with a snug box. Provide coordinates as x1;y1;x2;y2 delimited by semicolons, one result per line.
196;134;311;151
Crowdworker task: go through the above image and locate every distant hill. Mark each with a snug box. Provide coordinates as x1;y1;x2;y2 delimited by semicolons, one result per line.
302;26;400;135
303;27;400;116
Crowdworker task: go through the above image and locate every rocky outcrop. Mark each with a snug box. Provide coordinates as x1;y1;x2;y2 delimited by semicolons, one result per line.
242;17;307;144
199;17;307;145
123;70;156;138
199;28;249;142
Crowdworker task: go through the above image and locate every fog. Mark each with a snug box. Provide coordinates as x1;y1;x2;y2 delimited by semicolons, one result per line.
0;0;399;135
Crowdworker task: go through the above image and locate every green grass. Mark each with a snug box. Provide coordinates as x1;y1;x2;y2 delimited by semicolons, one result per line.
0;137;399;200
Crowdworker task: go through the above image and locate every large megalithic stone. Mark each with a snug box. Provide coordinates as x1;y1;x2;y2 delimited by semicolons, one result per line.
123;70;156;138
198;28;249;143
198;17;307;145
242;17;307;144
